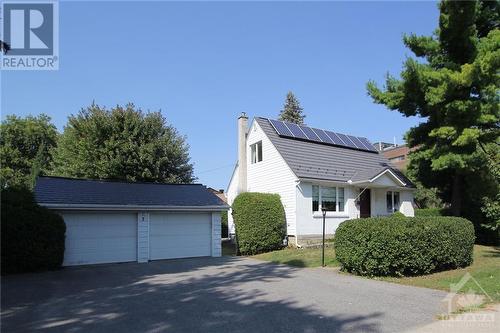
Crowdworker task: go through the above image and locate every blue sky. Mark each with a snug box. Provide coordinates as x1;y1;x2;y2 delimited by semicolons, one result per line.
1;0;439;189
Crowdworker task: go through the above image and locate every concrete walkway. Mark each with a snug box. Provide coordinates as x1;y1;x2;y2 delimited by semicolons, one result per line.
2;257;449;333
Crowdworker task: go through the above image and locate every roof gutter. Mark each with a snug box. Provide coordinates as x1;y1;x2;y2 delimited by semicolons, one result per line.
38;203;230;211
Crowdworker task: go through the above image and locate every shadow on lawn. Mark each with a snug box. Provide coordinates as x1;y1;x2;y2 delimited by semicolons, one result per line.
483;247;500;258
1;257;383;333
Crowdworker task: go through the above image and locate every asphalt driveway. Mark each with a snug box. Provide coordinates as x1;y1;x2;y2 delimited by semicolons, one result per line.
1;257;447;333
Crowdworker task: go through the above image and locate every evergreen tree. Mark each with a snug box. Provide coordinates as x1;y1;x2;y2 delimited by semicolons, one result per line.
278;91;306;124
367;1;499;236
52;103;195;183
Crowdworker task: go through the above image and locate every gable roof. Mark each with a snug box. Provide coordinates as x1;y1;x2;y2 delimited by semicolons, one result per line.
255;117;414;188
34;176;229;210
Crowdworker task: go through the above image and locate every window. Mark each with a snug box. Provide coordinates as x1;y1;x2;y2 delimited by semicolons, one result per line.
312;185;345;212
250;141;263;164
389;155;406;162
386;191;400;213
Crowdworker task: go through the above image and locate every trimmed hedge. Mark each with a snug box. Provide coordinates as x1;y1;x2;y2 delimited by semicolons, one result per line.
414;208;445;217
334;216;475;276
1;187;66;274
232;192;286;255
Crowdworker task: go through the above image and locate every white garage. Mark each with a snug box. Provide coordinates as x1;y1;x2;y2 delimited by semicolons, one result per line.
62;212;138;266
150;213;212;260
34;176;229;266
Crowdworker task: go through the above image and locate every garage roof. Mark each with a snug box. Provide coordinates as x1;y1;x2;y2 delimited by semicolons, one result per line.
34;176;229;210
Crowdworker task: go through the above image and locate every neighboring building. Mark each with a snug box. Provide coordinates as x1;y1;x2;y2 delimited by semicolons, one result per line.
227;114;415;246
373;142;412;170
34;176;229;266
207;187;227;203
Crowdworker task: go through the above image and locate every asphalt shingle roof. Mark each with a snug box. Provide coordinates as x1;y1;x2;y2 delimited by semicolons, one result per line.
34;176;228;207
255;117;414;188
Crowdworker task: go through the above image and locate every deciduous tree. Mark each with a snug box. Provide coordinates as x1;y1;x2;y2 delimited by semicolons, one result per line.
52;103;194;183
0;115;58;188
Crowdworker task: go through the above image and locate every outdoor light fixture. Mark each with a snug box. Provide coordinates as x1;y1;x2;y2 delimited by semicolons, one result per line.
321;207;327;267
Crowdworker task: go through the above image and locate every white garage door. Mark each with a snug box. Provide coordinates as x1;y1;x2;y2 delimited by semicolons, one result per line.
62;212;137;266
150;213;212;260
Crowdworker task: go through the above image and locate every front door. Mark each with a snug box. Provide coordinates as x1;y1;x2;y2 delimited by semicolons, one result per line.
359;189;371;218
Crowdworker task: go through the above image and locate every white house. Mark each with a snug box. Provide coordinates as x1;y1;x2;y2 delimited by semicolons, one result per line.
226;113;415;246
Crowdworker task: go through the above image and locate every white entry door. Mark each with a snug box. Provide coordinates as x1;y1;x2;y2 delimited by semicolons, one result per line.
62;212;137;266
149;212;212;260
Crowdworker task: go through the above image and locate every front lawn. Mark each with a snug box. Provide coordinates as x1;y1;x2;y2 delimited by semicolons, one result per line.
377;245;500;302
252;246;339;268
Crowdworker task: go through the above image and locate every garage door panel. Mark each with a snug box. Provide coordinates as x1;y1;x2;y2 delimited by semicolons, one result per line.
149;213;211;260
62;212;137;266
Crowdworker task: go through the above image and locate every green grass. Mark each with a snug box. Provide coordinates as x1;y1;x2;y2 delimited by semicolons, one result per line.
252;246;339;268
376;245;500;302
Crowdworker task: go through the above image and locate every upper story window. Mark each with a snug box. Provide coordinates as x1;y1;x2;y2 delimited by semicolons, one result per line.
250;141;263;164
312;185;345;213
386;191;400;213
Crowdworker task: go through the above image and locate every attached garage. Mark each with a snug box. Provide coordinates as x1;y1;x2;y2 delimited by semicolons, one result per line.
34;176;229;266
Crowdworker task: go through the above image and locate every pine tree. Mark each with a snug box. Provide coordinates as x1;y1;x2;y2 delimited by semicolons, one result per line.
367;1;499;235
278;91;306;124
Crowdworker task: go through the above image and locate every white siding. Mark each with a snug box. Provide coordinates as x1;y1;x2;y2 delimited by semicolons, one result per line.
226;166;238;235
246;121;298;236
295;182;358;236
226;120;298;236
371;188;414;217
211;212;222;256
137;212;150;263
399;190;415;217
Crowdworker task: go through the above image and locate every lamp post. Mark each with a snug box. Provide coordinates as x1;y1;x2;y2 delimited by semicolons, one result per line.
321;207;327;267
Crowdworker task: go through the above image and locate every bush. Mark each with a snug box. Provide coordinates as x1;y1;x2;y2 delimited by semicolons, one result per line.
221;211;228;238
414;208;444;216
334;216;475;276
1;187;66;274
391;211;406;218
232;192;286;255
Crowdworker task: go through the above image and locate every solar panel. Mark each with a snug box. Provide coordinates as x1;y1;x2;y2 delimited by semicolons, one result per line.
348;135;367;150
311;128;334;144
324;131;345;146
358;137;377;151
267;119;376;153
286;123;308;139
269;119;293;136
299;125;321;142
335;133;357;148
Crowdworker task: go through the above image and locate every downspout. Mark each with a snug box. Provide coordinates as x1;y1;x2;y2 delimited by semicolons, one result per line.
294;179;302;248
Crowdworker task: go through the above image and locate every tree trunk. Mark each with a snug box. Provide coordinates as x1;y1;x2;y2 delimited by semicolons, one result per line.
451;173;462;216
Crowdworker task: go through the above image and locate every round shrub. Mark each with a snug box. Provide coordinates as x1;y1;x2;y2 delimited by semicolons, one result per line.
1;187;66;274
334;216;475;276
232;192;286;255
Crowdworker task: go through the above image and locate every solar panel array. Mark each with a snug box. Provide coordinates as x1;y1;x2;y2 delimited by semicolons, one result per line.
268;119;378;153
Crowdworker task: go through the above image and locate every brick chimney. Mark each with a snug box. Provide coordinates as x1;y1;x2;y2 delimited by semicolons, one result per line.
237;112;248;193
